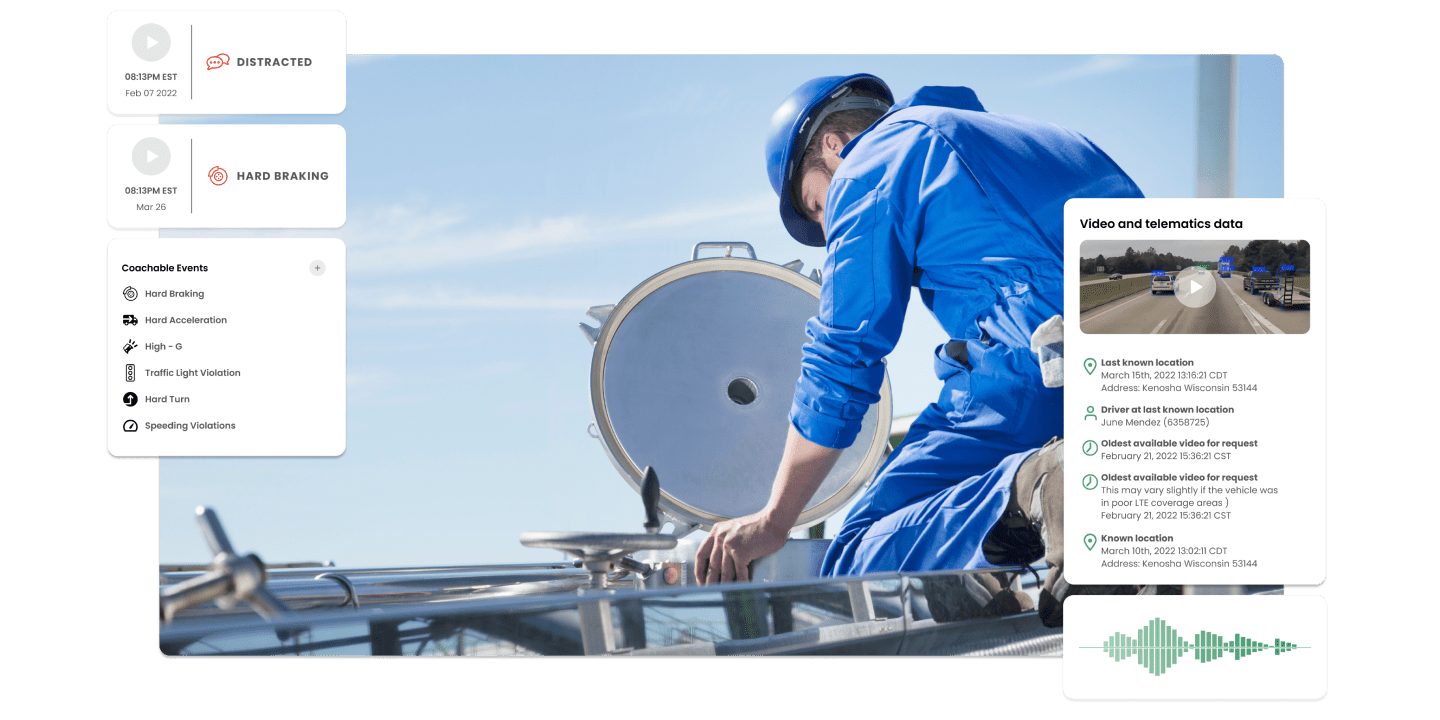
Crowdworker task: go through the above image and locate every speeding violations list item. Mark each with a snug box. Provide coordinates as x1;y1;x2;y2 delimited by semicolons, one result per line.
107;125;345;229
108;11;345;115
1064;199;1326;585
108;238;345;457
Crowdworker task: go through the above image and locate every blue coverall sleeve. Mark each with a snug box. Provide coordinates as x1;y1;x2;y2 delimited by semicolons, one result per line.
789;177;916;449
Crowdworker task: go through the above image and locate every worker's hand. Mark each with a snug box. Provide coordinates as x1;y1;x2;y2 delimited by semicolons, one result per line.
694;511;789;585
694;426;841;584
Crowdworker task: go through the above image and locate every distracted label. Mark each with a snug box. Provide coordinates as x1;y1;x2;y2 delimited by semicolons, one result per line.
108;11;346;115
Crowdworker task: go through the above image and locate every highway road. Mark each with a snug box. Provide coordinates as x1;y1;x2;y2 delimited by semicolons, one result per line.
1080;272;1152;286
1079;273;1310;334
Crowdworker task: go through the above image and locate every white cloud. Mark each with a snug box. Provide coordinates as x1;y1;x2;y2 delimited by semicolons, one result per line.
345;369;385;387
158;192;780;276
345;55;390;66
624;84;733;120
348;287;593;310
161;114;237;125
343;193;774;275
1029;55;1136;86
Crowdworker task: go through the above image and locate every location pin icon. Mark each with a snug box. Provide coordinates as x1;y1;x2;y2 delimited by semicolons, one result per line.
1084;358;1097;375
1084;533;1097;551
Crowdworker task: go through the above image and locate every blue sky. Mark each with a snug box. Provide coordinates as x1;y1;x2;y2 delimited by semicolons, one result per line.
160;55;1282;566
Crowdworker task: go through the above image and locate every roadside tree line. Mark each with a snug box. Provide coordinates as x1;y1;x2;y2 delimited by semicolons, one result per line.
1080;240;1310;275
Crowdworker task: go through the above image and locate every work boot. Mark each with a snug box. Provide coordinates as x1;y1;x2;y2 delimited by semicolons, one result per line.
925;440;1061;624
1002;434;1071;627
984;437;1060;566
983;449;1053;566
998;438;1164;627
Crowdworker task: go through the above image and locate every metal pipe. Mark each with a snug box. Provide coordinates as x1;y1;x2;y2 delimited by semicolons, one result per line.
195;507;236;555
262;562;578;577
162;568;595;622
160;572;232;622
163;561;328;573
247;585;289;620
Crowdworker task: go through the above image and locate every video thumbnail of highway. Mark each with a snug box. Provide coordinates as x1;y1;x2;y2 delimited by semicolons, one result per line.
1079;240;1310;335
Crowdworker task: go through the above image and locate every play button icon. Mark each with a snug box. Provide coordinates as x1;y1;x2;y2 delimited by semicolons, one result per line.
131;23;171;62
1175;267;1217;308
131;137;171;176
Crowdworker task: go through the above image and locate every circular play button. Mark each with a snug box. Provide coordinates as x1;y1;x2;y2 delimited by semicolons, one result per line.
131;137;171;176
1175;267;1217;308
131;23;171;62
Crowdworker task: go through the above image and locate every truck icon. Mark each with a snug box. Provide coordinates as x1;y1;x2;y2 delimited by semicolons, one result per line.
123;314;138;326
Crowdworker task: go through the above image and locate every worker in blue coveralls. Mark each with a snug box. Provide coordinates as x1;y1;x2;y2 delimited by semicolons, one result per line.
694;74;1144;626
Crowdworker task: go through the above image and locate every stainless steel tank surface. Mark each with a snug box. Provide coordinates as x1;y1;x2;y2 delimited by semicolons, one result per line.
584;243;892;533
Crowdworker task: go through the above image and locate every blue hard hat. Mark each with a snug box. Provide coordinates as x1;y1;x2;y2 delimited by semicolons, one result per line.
765;74;893;247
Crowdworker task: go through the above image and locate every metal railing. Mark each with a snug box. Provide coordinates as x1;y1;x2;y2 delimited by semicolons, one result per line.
161;565;1051;657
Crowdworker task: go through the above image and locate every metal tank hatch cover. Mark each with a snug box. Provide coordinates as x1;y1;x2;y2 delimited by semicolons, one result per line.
579;241;892;537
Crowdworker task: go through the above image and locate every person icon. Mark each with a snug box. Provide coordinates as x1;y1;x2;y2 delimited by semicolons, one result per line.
1085;405;1097;421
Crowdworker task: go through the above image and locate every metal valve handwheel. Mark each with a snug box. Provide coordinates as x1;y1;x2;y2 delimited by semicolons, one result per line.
520;466;676;590
160;507;291;622
519;531;677;589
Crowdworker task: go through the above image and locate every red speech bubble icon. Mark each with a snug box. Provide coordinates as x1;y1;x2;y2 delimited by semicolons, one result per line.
208;166;227;186
206;53;230;70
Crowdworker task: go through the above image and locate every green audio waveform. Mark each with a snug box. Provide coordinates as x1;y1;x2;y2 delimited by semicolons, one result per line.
1080;617;1308;676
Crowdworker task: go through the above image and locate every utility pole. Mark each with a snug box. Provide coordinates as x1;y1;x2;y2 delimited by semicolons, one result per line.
1196;55;1237;198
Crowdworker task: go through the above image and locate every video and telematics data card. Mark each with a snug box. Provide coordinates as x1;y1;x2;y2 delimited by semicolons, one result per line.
108;238;345;457
108;11;345;115
1064;595;1327;700
107;125;345;229
1064;198;1325;585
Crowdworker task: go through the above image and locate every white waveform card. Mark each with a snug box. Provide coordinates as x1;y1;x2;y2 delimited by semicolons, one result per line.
1064;594;1326;700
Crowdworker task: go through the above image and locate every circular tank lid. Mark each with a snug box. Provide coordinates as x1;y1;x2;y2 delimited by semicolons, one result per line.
588;255;891;532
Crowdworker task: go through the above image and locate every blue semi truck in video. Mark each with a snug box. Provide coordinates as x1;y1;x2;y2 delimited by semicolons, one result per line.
1219;256;1233;278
